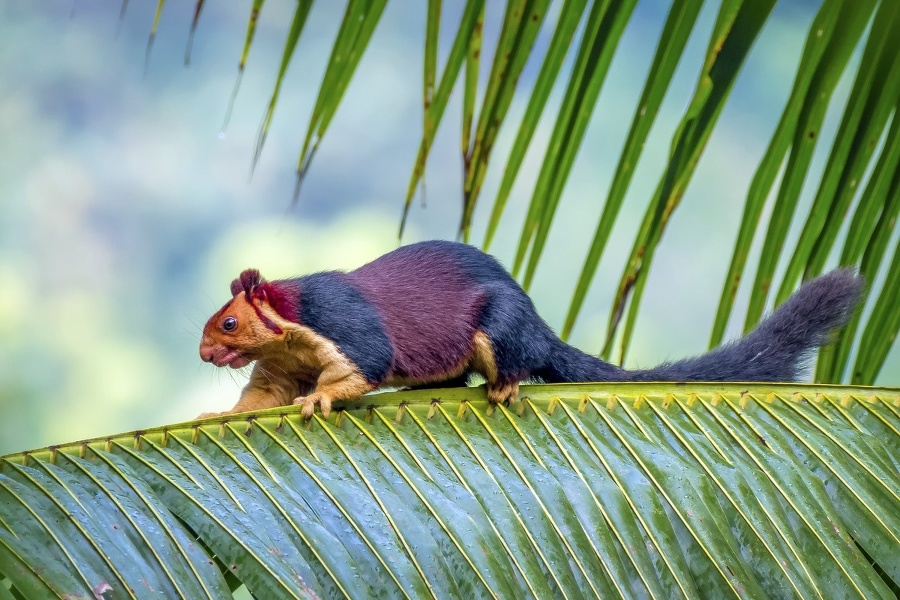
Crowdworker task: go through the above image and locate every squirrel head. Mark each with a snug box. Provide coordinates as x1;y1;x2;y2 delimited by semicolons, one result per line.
199;269;299;368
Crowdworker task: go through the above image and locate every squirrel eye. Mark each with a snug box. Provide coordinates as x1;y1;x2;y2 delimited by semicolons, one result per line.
222;317;238;332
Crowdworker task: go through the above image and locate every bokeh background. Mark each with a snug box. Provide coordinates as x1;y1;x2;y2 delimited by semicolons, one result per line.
1;1;896;455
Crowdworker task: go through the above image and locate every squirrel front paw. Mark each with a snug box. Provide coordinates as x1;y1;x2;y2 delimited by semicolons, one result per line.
293;392;333;419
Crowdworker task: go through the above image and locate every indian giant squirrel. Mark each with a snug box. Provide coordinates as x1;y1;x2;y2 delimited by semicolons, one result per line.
198;240;863;419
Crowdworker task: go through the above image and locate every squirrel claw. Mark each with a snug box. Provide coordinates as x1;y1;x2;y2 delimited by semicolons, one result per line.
487;381;519;406
294;393;332;420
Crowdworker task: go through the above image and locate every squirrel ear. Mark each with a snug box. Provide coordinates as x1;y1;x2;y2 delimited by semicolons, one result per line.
231;269;265;296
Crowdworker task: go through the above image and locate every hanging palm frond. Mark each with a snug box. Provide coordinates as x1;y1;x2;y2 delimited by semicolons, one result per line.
2;383;898;598
134;0;898;384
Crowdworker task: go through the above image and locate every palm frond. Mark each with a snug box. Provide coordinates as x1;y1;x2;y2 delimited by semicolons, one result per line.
514;0;640;290
2;384;898;598
253;0;315;174
708;0;858;349
401;0;486;237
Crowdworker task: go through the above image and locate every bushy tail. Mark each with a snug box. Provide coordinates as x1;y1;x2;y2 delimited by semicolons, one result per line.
540;268;864;383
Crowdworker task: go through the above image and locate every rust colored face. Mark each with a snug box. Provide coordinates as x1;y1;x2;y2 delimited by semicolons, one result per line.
200;269;299;369
199;292;283;369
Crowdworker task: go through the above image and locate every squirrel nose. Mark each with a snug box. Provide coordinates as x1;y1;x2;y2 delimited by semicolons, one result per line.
199;346;214;363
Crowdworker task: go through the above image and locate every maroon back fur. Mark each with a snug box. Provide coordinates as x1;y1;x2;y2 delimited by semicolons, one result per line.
260;280;301;324
348;245;485;380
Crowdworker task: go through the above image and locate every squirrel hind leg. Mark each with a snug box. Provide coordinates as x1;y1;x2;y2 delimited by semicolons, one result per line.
471;284;556;400
471;330;522;405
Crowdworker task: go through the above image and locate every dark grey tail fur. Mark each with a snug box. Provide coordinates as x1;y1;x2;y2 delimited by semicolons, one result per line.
540;268;864;383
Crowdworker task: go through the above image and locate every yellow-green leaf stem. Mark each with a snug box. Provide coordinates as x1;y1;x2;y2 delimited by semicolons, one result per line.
707;0;841;347
854;238;900;385
818;104;900;382
424;0;441;113
145;0;166;74
460;3;484;209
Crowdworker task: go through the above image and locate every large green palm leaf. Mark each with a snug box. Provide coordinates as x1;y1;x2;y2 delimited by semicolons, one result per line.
2;383;898;598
